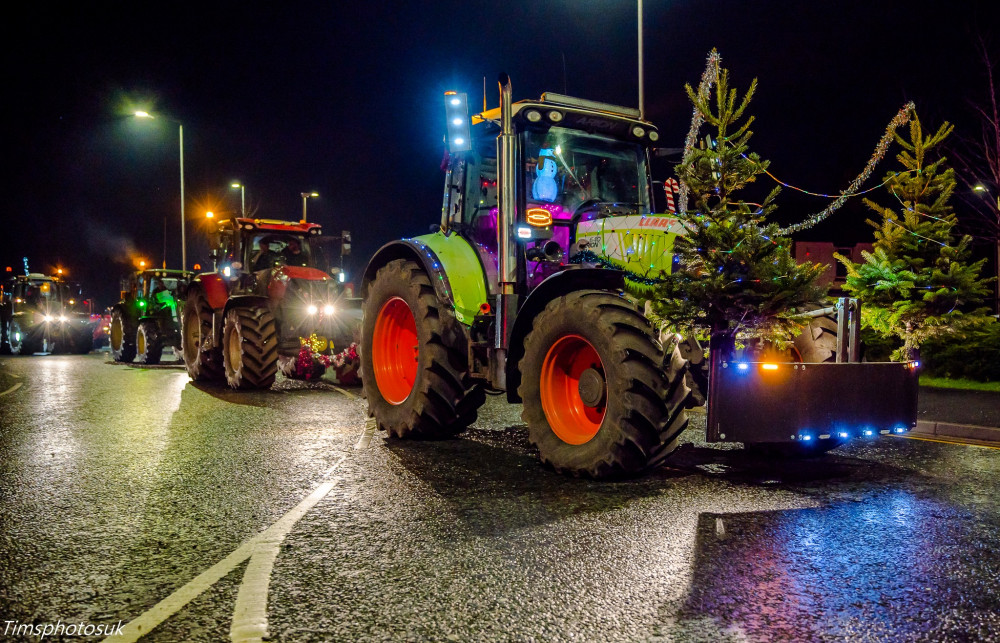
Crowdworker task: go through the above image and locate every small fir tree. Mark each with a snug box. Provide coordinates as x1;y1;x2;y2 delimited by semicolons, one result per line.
651;59;827;358
835;113;993;360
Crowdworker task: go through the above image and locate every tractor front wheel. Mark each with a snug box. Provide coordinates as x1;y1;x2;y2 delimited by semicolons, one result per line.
137;320;164;364
361;259;484;438
519;290;691;478
110;309;136;363
181;290;224;381
9;320;41;356
223;305;278;389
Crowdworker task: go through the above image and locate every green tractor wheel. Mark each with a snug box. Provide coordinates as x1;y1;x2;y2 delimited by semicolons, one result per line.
136;320;164;365
519;290;691;478
361;259;485;438
181;290;224;381
222;305;278;390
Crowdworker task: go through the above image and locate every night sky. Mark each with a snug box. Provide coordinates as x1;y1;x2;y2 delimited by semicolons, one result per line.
3;0;995;307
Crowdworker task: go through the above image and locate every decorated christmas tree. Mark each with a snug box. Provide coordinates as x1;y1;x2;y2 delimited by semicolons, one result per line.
651;52;827;358
836;114;993;360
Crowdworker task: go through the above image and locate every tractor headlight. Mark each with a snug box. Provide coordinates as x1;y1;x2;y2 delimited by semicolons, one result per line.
306;304;318;315
323;304;335;316
43;314;53;322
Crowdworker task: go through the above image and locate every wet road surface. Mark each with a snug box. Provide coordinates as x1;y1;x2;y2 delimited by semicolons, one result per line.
1;353;998;642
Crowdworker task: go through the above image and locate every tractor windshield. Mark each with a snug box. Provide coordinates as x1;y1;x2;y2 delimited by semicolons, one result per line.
524;126;651;220
249;233;315;270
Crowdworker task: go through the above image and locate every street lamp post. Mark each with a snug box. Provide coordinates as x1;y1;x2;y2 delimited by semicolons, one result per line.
231;183;246;215
301;192;319;222
638;0;644;119
134;111;186;269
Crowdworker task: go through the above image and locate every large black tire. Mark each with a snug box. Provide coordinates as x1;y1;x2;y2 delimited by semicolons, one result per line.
9;320;41;356
222;305;278;389
361;259;485;439
181;290;224;381
110;309;136;362
136;320;164;365
792;314;839;363
519;290;691;478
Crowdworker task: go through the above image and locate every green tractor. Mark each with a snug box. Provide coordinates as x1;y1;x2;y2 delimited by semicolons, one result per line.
109;269;192;364
359;77;918;478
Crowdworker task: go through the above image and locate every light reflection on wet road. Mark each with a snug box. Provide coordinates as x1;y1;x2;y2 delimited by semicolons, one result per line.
1;353;998;642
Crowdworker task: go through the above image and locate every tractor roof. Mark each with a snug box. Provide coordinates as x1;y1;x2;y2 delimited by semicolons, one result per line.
221;217;323;235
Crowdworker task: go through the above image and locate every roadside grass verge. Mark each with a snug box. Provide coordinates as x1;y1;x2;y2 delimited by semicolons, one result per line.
920;375;1000;392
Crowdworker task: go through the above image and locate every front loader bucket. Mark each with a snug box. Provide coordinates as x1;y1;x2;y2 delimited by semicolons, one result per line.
707;360;919;445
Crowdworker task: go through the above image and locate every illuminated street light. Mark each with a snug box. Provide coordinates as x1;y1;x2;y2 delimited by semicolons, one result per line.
206;211;215;219
301;191;319;222
231;182;246;215
134;111;187;270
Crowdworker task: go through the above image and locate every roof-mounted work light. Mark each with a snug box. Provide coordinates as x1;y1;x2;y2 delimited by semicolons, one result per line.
444;91;471;153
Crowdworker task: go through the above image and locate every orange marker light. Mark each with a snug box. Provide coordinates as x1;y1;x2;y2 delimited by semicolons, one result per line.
526;208;553;227
761;363;779;371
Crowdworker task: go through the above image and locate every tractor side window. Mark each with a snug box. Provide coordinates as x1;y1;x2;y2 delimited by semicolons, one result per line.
463;148;498;252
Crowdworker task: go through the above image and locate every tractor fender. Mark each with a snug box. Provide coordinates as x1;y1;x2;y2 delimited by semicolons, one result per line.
195;273;230;311
362;234;489;325
505;268;626;403
222;294;269;318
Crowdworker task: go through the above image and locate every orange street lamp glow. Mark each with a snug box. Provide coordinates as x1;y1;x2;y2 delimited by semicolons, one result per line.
206;211;214;218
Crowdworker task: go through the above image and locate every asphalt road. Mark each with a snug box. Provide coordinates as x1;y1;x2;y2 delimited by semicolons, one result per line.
1;353;999;642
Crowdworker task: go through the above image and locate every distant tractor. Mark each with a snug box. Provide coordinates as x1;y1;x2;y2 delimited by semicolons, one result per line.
1;273;94;355
181;217;356;389
358;78;919;478
109;269;193;364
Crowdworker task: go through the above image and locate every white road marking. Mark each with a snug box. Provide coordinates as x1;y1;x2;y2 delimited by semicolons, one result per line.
0;383;23;397
104;458;345;643
230;478;340;642
355;416;377;450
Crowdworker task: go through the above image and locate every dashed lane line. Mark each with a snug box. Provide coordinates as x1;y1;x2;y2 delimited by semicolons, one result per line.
1;382;23;397
104;456;346;643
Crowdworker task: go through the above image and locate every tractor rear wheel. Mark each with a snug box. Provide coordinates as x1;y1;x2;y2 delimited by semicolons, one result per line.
519;290;691;478
792;314;839;363
110;309;136;362
181;290;224;381
361;259;485;438
223;305;278;389
136;320;164;364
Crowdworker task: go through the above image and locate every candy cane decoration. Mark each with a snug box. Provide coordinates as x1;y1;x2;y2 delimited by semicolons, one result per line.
662;178;680;213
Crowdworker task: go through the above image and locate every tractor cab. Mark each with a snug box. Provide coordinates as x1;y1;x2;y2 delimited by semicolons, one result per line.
212;218;324;275
443;92;659;290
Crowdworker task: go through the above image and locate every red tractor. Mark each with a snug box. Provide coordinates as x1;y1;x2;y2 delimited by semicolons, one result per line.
181;217;355;389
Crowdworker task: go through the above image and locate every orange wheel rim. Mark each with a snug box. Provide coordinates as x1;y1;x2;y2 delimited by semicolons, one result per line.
540;334;606;444
372;297;418;405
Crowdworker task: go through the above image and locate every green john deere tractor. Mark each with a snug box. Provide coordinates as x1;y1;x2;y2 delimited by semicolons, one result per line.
110;269;192;364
